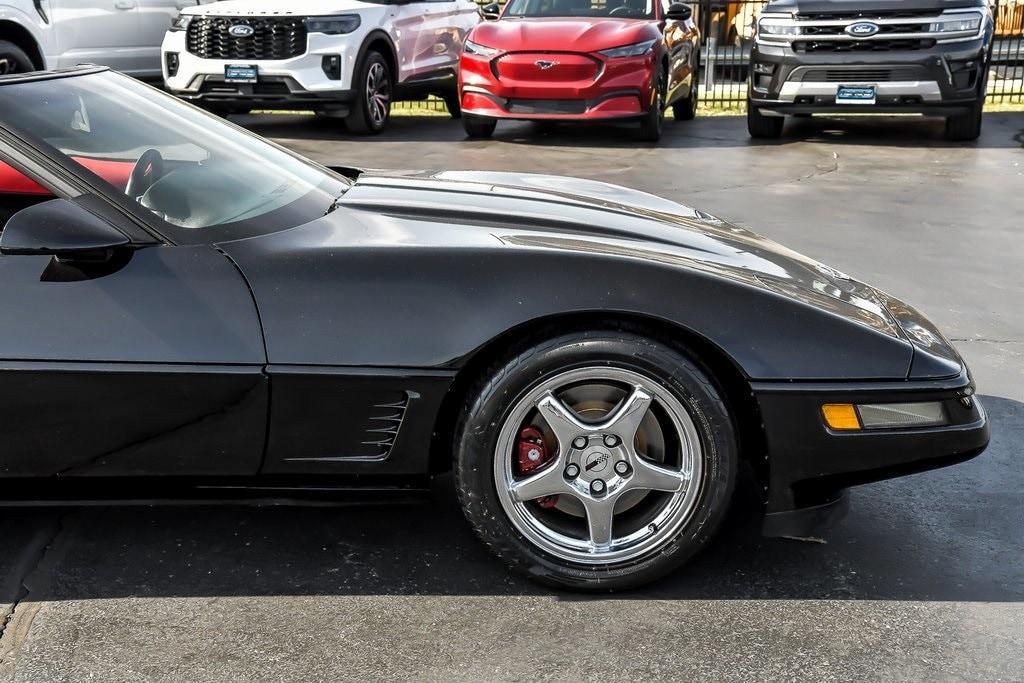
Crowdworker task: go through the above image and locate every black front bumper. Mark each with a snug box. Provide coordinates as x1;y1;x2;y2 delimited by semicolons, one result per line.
749;36;989;115
171;75;355;113
753;370;989;537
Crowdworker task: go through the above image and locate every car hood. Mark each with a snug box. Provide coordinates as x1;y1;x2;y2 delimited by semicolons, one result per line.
185;0;381;16
340;170;899;327
470;18;658;53
764;0;984;13
334;170;962;379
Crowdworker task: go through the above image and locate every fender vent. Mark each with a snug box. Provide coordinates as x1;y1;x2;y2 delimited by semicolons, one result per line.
361;392;417;458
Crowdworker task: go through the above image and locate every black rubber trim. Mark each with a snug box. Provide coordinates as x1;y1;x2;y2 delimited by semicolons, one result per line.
762;489;849;537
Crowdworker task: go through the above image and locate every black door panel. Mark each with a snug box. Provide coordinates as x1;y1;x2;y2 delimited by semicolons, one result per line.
0;244;268;477
0;245;263;363
0;363;267;477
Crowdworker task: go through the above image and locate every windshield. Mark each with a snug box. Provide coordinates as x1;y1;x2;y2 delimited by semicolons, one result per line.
504;0;656;19
0;71;348;242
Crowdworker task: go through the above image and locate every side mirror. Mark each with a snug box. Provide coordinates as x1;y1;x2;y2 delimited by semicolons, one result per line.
0;198;130;257
481;2;501;20
665;3;692;21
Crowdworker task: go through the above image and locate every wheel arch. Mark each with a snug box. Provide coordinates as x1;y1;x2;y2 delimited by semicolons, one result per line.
355;30;398;84
0;20;44;70
428;310;768;497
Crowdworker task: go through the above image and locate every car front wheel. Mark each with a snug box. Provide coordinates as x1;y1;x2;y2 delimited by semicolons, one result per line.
463;114;496;139
455;330;737;590
945;99;983;142
639;67;667;142
747;102;784;139
346;50;391;135
0;41;34;76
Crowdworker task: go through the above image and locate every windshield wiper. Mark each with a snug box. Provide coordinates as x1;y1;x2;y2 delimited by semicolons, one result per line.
325;187;351;215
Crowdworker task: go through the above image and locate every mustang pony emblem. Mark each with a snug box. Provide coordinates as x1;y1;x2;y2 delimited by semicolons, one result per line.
535;59;559;70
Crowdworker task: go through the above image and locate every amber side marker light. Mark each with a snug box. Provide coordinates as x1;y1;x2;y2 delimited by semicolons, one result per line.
822;402;948;431
822;404;861;430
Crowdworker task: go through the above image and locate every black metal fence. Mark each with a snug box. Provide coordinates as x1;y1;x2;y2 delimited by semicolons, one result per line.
395;0;1024;113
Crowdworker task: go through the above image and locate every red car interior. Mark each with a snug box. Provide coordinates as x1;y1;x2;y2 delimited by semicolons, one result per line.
0;157;134;196
0;157;135;231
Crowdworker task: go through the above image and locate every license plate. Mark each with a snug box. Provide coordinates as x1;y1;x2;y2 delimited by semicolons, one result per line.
225;64;258;83
836;85;876;105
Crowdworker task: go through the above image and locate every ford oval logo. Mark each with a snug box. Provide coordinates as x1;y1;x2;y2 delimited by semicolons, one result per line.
845;21;880;37
229;24;255;37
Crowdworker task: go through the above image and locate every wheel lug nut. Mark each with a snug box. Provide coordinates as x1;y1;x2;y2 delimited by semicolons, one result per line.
614;461;631;476
590;479;606;495
564;463;580;479
603;434;620;448
572;436;588;449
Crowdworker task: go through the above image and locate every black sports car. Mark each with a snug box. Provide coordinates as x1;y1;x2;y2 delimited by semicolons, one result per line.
0;68;988;590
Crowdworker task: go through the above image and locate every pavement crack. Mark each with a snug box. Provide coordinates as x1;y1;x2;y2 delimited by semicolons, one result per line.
688;150;840;195
0;509;79;675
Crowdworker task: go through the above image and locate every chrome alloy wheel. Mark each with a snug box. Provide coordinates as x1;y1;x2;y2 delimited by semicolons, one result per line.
0;58;15;76
365;62;390;127
493;367;704;564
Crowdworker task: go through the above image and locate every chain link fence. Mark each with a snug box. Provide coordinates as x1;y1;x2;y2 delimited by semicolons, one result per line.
395;0;1024;113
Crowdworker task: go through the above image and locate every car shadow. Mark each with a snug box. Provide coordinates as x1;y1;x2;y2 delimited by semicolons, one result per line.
0;395;1020;604
237;110;1024;151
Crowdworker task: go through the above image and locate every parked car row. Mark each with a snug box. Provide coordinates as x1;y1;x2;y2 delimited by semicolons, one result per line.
0;0;995;141
157;0;702;141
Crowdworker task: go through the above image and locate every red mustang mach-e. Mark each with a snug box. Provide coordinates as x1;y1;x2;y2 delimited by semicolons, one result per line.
458;0;701;141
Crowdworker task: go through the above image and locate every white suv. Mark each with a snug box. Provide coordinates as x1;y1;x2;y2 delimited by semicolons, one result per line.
162;0;480;133
0;0;214;80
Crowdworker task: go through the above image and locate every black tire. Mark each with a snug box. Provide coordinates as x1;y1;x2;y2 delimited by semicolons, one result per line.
454;329;738;591
747;102;784;139
671;62;699;122
0;40;35;76
442;89;462;119
945;99;983;142
639;66;667;142
346;50;391;135
463;114;496;139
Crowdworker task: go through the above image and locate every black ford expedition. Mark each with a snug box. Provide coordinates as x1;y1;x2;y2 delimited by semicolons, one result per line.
747;0;994;140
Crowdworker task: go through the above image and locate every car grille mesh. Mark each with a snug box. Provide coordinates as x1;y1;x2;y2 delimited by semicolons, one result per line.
798;67;923;82
794;10;936;21
801;23;928;36
793;39;937;53
186;16;308;61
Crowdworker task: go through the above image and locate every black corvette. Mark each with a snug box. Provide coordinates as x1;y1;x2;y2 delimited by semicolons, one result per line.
0;68;988;589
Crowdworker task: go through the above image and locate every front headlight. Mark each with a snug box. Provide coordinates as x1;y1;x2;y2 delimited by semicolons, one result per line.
758;19;801;36
169;13;193;32
929;14;982;33
598;39;656;59
822;402;947;431
464;39;500;57
305;15;361;35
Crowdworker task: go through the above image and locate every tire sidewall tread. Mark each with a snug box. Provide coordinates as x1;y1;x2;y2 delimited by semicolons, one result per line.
454;329;737;591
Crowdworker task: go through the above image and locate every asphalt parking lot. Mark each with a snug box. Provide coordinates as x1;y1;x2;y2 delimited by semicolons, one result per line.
1;112;1022;682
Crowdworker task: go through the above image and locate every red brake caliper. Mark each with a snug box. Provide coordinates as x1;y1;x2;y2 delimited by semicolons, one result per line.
516;426;559;509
